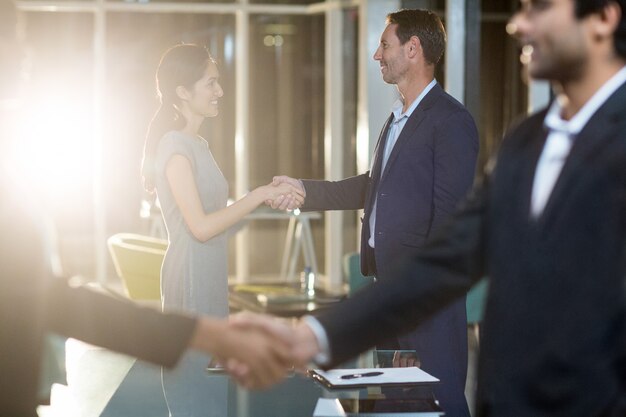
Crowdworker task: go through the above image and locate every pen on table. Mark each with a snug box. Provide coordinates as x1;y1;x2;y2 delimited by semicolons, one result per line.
340;371;384;380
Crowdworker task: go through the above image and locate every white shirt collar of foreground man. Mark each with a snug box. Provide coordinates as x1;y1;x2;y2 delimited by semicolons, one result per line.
531;65;626;217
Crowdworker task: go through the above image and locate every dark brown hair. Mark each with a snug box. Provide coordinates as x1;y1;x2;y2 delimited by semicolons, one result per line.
386;9;446;66
574;0;626;59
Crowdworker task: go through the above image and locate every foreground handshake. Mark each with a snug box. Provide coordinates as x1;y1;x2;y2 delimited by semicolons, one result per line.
190;313;320;389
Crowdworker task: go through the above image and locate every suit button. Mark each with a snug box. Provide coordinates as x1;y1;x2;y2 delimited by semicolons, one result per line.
380;193;387;197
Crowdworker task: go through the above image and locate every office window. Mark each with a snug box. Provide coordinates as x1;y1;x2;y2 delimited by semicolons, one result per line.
107;0;235;3
479;0;526;167
249;0;318;4
21;11;96;275
341;7;359;257
103;12;236;233
18;0;93;2
246;13;325;277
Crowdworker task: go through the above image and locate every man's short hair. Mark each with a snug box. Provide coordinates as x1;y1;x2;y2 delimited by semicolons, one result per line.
575;0;626;59
386;9;446;66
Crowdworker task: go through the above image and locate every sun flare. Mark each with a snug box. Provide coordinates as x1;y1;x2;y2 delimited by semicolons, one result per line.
9;94;94;205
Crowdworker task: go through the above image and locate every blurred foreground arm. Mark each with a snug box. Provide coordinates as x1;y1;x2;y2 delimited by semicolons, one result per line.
47;283;292;389
46;281;196;367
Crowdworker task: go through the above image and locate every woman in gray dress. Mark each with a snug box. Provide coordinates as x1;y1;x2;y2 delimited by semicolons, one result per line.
141;44;302;417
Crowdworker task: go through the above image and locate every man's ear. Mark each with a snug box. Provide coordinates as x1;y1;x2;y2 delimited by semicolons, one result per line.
176;85;190;101
593;1;621;39
407;35;421;59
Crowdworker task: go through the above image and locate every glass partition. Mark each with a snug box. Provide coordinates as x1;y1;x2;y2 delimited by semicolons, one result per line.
103;12;237;234
247;13;326;277
20;11;96;275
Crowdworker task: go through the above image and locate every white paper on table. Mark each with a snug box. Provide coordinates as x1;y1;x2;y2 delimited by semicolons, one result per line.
308;367;439;389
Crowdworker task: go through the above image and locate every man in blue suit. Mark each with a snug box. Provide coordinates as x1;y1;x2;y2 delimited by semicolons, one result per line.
274;9;478;416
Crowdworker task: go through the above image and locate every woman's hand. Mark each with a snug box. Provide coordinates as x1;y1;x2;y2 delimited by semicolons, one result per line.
254;182;305;210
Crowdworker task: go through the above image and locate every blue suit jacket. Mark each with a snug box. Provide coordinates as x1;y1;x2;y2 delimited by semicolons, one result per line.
302;83;479;416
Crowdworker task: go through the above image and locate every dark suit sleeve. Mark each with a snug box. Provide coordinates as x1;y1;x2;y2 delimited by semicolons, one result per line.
45;281;196;368
301;173;369;211
315;179;489;367
430;109;479;234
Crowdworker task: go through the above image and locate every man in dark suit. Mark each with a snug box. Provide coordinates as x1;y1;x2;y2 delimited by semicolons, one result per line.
278;0;625;415
274;9;478;416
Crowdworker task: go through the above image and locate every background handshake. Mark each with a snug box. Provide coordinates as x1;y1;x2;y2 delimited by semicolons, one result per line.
190;312;321;389
261;175;306;211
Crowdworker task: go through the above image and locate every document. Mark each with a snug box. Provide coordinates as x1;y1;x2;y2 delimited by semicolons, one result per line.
308;367;439;389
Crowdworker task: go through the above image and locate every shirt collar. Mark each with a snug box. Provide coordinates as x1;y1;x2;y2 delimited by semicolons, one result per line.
391;79;438;122
544;65;626;136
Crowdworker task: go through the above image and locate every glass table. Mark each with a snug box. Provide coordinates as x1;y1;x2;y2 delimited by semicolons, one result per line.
92;359;441;416
43;339;441;417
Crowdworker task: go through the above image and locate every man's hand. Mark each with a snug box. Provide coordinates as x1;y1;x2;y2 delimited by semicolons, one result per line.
227;314;324;378
189;315;293;389
266;175;305;211
392;350;421;368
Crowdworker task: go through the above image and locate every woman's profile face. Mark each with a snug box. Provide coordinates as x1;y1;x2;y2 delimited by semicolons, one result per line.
186;60;223;118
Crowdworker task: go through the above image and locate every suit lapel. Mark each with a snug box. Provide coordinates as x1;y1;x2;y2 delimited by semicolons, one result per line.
365;114;394;211
370;114;394;181
538;83;626;226
521;120;550;222
379;84;444;181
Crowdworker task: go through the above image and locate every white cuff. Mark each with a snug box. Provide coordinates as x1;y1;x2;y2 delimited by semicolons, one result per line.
298;179;307;198
301;315;331;366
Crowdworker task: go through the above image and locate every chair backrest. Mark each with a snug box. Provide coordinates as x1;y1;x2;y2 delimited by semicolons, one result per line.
343;252;375;296
466;278;489;325
107;233;167;300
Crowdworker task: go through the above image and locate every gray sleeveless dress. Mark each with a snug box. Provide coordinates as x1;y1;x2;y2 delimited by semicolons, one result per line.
154;130;229;417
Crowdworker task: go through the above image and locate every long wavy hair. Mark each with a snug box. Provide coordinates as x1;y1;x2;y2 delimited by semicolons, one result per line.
141;43;214;192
